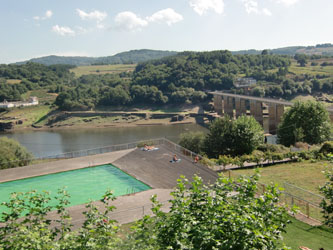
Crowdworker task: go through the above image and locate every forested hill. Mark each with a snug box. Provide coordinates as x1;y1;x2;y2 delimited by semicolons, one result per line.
15;49;178;66
2;50;332;111
232;43;333;56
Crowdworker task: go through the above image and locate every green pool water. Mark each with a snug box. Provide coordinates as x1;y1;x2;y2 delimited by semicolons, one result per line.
0;164;151;214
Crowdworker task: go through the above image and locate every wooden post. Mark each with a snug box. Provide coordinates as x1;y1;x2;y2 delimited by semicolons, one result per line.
228;171;231;179
306;203;310;218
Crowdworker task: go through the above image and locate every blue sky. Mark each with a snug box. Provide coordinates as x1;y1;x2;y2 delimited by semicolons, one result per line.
0;0;332;63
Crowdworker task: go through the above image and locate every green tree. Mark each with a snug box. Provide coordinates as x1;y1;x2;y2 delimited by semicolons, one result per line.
0;137;33;169
128;174;291;250
277;101;331;146
251;86;265;97
320;168;333;227
204;115;264;157
233;116;264;155
203;116;234;158
294;54;308;67
179;131;205;154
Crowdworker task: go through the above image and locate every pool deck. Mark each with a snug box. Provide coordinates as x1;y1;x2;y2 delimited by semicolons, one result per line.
112;145;218;188
0;145;218;188
48;188;173;229
0;145;218;227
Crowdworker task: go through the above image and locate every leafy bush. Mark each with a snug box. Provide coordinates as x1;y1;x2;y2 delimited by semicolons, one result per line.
319;141;333;155
257;143;289;153
0;137;33;169
179;131;205;154
204;115;264;157
128;174;291;249
295;142;310;150
277;101;331;146
320;168;333;227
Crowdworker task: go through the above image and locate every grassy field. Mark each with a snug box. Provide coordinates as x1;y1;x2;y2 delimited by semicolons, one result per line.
6;79;21;84
231;161;331;195
0;105;54;128
290;94;317;103
50;115;144;127
283;217;333;250
70;64;136;77
289;59;333;76
21;89;58;104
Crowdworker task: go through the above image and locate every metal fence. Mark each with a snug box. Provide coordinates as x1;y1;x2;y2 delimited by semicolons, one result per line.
226;170;324;223
282;182;324;221
39;138;167;160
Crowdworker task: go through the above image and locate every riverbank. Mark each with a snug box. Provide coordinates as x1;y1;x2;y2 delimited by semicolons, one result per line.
14;117;198;131
0;104;210;132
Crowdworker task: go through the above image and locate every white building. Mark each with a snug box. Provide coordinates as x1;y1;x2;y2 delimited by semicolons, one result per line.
234;78;257;88
0;97;39;109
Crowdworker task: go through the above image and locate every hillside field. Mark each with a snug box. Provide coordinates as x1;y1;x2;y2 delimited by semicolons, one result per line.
70;64;136;77
289;58;333;76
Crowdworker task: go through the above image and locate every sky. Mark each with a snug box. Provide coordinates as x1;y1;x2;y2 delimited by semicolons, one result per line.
0;0;332;64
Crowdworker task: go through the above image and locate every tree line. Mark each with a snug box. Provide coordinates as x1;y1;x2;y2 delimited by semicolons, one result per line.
0;51;332;110
54;51;291;110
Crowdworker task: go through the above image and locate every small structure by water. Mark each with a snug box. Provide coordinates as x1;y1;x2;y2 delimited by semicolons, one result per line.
0;97;39;109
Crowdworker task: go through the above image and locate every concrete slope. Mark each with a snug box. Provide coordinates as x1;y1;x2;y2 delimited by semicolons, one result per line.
113;145;218;189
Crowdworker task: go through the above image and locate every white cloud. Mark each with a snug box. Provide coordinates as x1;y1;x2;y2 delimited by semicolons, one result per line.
148;8;183;26
189;0;224;16
262;8;272;16
33;10;53;21
76;26;90;35
276;0;300;6
76;9;107;22
115;11;148;31
52;25;75;36
45;10;53;18
114;8;183;32
243;0;259;14
242;0;272;16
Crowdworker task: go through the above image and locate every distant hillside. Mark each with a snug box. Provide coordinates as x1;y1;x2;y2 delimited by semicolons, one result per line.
16;49;178;66
232;43;333;56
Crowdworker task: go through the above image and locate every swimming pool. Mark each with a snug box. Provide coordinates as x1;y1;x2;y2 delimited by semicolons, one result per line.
0;164;151;214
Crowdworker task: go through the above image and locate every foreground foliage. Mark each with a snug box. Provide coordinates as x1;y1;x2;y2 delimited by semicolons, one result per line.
0;189;120;249
0;174;292;250
126;174;291;250
0;137;33;169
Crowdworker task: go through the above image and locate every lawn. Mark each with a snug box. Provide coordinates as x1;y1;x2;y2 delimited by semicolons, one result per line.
70;64;136;77
0;105;54;128
231;160;331;195
283;217;333;250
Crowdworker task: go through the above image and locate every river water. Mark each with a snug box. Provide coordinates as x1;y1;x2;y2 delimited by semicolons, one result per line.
0;124;207;158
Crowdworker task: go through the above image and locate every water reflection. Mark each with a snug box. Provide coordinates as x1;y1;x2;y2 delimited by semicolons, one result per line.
1;124;207;158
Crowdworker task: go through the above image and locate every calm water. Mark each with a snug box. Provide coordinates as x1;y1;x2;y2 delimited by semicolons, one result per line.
1;124;207;158
0;164;151;214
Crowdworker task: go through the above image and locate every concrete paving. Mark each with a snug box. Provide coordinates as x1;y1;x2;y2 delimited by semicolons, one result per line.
112;145;218;189
48;188;173;229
